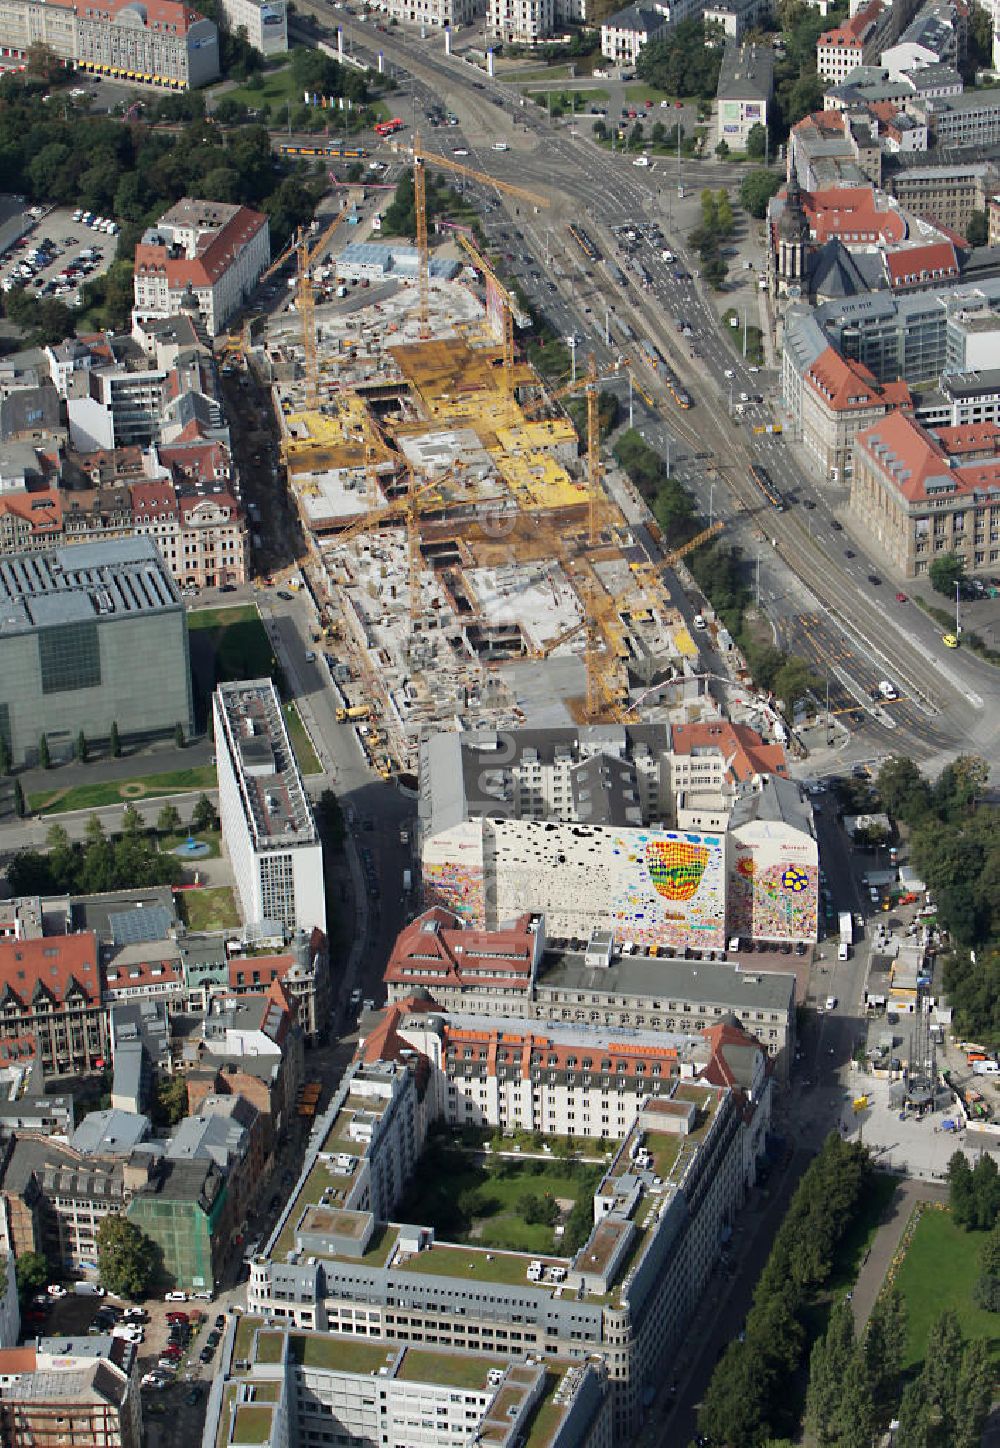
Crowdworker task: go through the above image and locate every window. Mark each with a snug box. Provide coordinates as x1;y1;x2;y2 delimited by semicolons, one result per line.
38;621;101;694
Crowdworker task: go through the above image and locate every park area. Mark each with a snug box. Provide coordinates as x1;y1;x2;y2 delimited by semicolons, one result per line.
893;1207;1000;1367
397;1137;604;1256
187;604;275;726
29;765;217;817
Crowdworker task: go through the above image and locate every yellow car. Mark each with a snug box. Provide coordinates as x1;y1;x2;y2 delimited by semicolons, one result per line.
942;633;959;648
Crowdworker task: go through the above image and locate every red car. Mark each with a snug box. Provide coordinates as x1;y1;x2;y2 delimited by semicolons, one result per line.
895;592;908;602
166;1312;189;1324
162;1346;183;1359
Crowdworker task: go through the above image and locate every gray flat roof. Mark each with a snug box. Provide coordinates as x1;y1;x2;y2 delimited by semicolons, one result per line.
0;538;180;637
941;367;1000;395
537;951;796;1012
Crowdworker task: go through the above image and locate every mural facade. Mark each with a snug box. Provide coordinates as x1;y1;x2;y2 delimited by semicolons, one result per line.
728;827;819;943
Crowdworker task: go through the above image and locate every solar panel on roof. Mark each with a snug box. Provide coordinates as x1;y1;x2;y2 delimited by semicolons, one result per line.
109;905;174;947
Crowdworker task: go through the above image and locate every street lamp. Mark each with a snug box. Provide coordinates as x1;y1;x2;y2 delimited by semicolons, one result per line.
709;481;715;527
567;334;577;384
955;579;962;636
755;550;762;607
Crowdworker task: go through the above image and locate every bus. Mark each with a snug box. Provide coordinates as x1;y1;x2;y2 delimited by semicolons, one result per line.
749;462;784;510
374;117;405;137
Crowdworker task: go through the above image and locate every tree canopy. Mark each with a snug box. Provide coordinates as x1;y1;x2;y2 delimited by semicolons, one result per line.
7;817;182;898
636;19;727;99
96;1215;159;1299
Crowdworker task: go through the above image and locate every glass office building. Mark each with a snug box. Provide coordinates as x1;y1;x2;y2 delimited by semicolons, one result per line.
0;538;194;765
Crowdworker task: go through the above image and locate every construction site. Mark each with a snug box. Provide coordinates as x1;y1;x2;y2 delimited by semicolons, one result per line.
230;145;725;779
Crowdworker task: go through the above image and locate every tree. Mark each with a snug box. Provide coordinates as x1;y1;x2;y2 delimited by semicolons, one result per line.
153;1073;189;1126
740;168;783;218
174;721;186;749
96;1215;158;1299
746;121;767;159
637;19;727;100
192;793;216;832
966;209;988;247
715;138;731;159
929;551;966;597
876;757;931;825
38;733;50;769
25;41;60;82
948;1150;976;1226
773;655;816;710
863;1287;907;1419
971;1154;1000;1230
75;729;88;764
12;779;25;819
15;1250;50;1306
157;803;182;836
109;721;121;758
806;1302;859;1444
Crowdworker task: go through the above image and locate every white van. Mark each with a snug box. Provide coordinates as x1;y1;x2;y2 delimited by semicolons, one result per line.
973;1060;1000;1075
878;680;898;700
492;141;509;151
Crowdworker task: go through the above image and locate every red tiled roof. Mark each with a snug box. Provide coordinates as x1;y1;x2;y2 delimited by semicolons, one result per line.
885;240;959;289
0;1033;36;1065
817;0;881;47
670;721;789;782
0;489;63;536
857;410;1000;502
135;207;267;292
102;956;182;994
804;346;912;414
805;186;907;246
130;480;178;518
0;1348;38;1374
227;953;293;990
931;422;1000;456
0;934;100;1009
438;1022;681;1080
383;908;537;991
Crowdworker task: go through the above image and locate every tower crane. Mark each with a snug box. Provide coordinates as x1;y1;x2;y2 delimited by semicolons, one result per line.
296;204;350;408
406;135;549;340
455;233;519;392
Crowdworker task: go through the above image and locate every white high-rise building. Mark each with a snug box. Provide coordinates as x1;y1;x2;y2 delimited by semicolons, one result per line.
213;679;326;936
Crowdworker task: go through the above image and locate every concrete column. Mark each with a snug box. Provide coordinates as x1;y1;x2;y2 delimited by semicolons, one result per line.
444;26;452;53
487;48;494;76
337;26;344;58
377;50;384;73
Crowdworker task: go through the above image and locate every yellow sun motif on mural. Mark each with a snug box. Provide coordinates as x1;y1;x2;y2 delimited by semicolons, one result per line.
781;867;809;892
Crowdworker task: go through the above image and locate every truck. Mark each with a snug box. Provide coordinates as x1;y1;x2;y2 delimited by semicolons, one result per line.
839;911;853;948
336;705;370;723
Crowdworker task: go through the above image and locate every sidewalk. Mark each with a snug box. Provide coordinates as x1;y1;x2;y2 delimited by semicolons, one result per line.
850;1177;947;1328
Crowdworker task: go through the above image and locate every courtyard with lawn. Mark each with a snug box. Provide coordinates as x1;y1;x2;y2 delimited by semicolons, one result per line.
187;604;276;724
893;1206;1000;1367
396;1138;603;1257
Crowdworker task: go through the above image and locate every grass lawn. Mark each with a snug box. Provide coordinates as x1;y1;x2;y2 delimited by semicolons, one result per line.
625;83;679;105
721;308;765;367
283;702;322;776
29;766;217;816
232;1406;276;1444
397;1242;559;1286
220;63;301;112
398;1145;600;1257
507;64;573;81
895;1208;1000;1368
291;1335;396;1374
176;885;241;932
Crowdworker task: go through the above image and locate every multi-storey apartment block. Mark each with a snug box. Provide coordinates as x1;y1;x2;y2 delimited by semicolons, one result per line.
134;199;270;337
0;0;219;88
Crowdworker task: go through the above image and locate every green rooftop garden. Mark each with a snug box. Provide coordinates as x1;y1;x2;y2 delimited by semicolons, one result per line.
395;1242;559;1287
290;1334;398;1374
254;1332;285;1364
232;1405;275;1445
398;1347;502;1390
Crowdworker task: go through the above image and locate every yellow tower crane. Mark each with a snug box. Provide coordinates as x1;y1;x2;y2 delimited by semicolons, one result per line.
296;204;350;408
407;135;549;340
455;233;518;392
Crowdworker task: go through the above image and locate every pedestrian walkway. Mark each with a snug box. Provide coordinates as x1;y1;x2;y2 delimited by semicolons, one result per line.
851;1176;947;1327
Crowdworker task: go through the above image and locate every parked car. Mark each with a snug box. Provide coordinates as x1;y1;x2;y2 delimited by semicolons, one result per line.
164;1291;188;1302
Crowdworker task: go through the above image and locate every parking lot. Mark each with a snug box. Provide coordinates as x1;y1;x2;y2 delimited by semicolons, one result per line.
0;203;118;309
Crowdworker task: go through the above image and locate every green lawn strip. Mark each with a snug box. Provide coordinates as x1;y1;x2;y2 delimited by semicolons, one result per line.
720;307;765;367
177;885;241;932
476;1216;555;1253
625;83;679;105
188;607;274;680
826;1170;901;1295
187;604;260;631
232;1406;275;1444
282;702;322;776
506;65;573;81
895;1208;1000;1367
396;1242;554;1285
29;766;217;816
